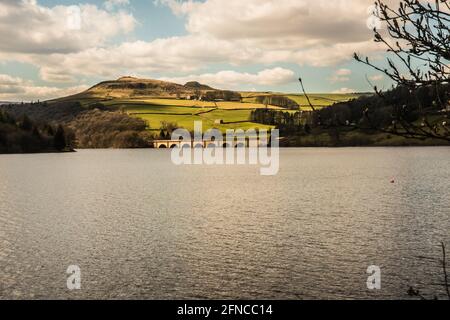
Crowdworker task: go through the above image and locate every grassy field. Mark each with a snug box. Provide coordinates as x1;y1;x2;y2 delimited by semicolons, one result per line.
99;99;276;132
51;77;364;132
102;98;283;110
50;96;276;132
102;95;361;132
241;92;363;111
65;94;361;132
133;109;274;132
287;93;362;110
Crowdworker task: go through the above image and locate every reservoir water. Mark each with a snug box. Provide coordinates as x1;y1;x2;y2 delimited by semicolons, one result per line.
0;148;449;299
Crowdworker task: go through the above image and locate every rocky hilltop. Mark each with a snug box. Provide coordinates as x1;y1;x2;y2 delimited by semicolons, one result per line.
56;76;239;101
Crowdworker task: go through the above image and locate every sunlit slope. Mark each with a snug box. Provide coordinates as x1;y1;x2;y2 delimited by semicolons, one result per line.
241;92;364;110
50;77;364;132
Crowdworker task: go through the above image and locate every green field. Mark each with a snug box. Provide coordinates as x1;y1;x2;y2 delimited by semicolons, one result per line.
287;93;362;110
241;92;363;111
102;98;282;110
103;99;276;132
108;95;361;131
51;76;364;132
53;96;277;132
133;109;275;133
69;94;361;132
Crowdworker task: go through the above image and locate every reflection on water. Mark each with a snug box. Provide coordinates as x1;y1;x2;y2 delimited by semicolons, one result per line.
0;148;449;299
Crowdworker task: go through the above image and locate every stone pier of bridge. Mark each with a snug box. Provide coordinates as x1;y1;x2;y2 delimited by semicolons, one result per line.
152;139;267;149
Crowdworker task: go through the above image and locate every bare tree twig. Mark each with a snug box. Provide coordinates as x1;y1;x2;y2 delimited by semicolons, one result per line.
298;78;316;112
353;0;450;141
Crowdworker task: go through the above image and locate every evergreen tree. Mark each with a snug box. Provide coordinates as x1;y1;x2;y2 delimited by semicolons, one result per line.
45;124;55;136
54;125;67;151
19;115;33;131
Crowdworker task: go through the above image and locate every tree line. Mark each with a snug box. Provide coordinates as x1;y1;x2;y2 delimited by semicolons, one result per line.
315;84;449;130
0;101;154;149
67;109;152;148
255;95;299;109
250;109;311;135
0;111;74;153
203;90;241;101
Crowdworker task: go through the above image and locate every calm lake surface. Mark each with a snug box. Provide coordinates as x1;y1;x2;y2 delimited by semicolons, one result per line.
0;148;449;300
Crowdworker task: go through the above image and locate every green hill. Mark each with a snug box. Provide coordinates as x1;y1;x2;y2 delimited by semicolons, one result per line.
1;76;369;148
48;77;362;133
53;76;225;103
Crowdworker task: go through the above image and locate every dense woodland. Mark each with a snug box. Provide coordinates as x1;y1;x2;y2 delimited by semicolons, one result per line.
0;101;152;151
251;109;306;132
0;111;73;153
203;90;242;101
69;109;151;148
255;95;299;109
250;84;450;146
315;84;450;130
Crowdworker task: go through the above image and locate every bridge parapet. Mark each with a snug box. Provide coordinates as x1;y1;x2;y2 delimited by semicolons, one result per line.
153;138;268;149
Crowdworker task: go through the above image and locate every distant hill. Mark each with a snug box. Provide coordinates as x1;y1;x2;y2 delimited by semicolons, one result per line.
183;81;214;91
53;76;225;102
2;75;400;149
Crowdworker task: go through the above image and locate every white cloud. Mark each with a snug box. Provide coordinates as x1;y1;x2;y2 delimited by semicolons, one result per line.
332;87;356;94
151;0;386;69
369;74;384;81
24;0;383;82
0;74;23;86
0;0;390;89
20;35;382;83
164;0;373;44
335;69;352;76
159;68;296;89
328;68;352;83
291;40;382;67
0;74;88;101
0;1;136;55
160;0;392;57
27;35;272;82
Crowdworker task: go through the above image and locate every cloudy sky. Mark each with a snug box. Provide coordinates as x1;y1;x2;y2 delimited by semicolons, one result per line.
0;0;393;101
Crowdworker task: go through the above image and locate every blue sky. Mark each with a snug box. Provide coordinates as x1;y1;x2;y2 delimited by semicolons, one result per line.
0;0;393;101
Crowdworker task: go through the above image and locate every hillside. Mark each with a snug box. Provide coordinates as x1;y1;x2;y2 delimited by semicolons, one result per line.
1;76;372;148
54;76;223;102
46;77;296;133
184;81;214;91
241;92;365;110
277;85;450;147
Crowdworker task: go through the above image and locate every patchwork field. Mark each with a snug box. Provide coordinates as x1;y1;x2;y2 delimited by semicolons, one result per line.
100;98;277;132
51;77;363;132
79;94;362;132
102;98;282;110
60;94;362;132
241;92;363;111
